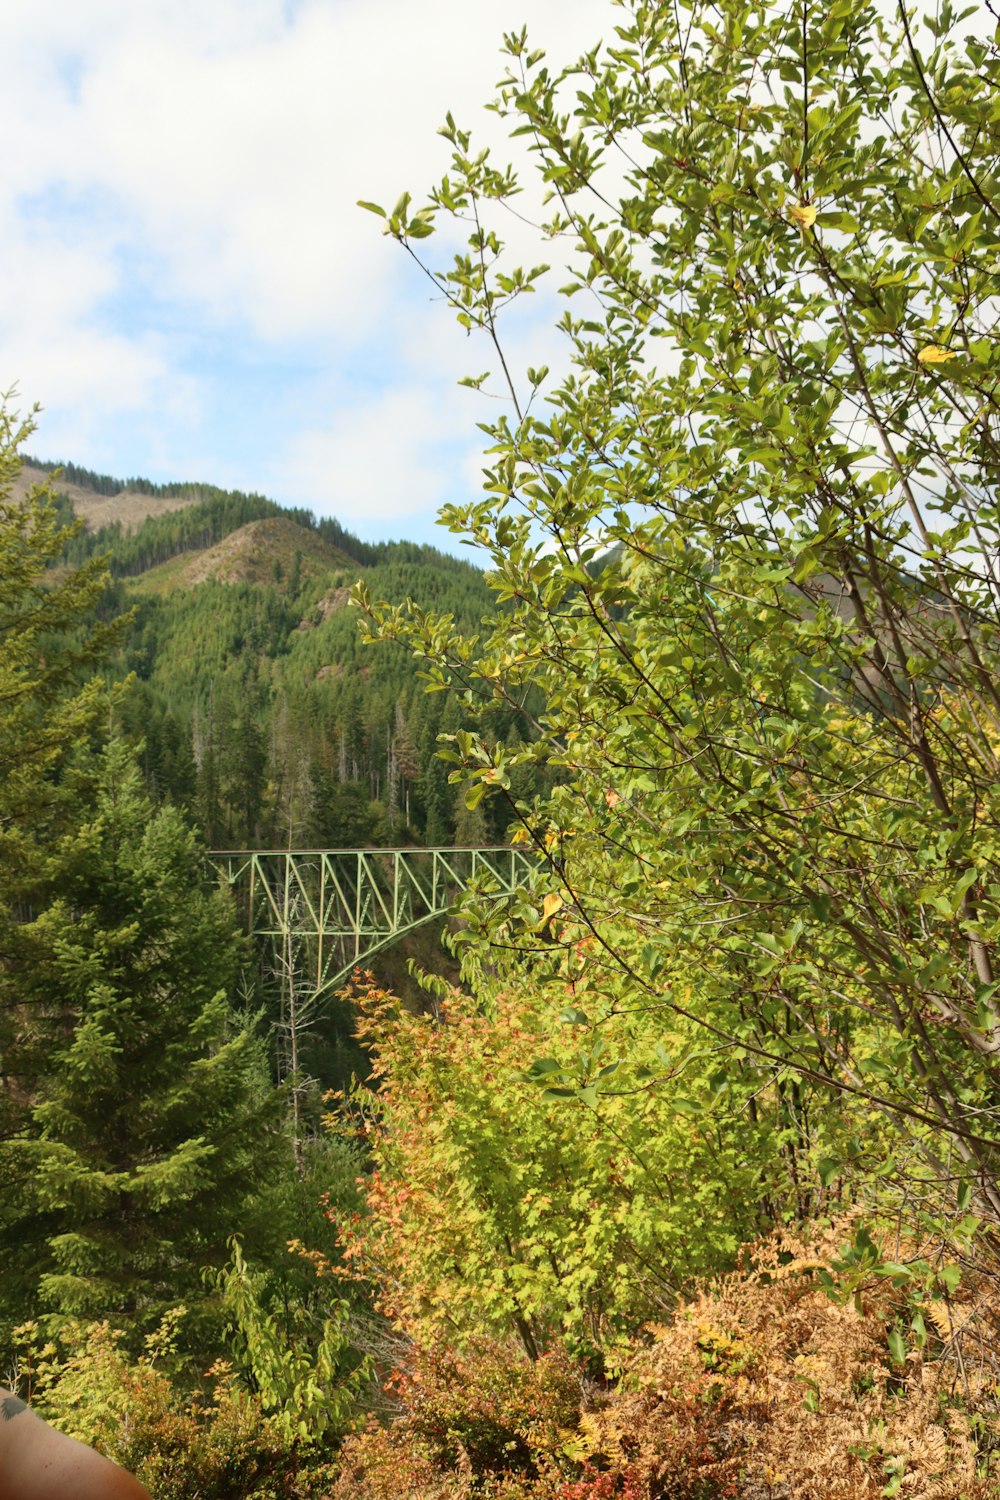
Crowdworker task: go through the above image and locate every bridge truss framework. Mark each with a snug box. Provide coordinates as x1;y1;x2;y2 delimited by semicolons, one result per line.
209;846;535;997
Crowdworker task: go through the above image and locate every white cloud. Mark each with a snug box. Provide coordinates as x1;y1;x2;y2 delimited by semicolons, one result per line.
0;0;615;533
280;382;478;527
5;0;614;336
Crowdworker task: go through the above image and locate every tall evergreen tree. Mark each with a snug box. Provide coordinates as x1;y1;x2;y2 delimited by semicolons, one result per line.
417;712;452;845
0;406;121;907
0;405;125;1179
3;739;285;1332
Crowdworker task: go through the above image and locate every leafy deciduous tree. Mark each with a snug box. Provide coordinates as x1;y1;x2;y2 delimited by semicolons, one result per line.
360;0;1000;1230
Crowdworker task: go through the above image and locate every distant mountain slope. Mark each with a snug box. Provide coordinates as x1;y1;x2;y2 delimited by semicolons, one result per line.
112;543;518;853
32;456;470;583
13;461;201;533
132;515;356;594
33;454;540;855
16;452;550;1030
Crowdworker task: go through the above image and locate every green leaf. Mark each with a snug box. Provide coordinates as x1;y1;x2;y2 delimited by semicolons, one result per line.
911;1309;927;1348
523;1057;566;1083
875;1263;913;1283
464;780;487;810
818;1157;840;1188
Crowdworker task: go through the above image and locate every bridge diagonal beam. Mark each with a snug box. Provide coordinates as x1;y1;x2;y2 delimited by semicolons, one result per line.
209;846;535;1000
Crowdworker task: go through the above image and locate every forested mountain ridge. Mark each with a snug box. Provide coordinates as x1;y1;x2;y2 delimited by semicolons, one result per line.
130;515;356;593
27;458;528;851
14;459;217;535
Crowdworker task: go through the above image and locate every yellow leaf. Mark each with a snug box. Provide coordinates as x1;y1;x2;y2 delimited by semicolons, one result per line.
541;892;563;925
788;202;816;228
918;344;958;364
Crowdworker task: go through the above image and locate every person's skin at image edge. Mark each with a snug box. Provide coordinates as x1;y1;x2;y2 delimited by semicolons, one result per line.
0;1390;151;1500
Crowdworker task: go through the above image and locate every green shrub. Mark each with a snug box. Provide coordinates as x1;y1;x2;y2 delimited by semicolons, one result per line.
12;1314;305;1499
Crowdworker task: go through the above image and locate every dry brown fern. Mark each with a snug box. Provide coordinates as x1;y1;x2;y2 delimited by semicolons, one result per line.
578;1222;999;1500
327;1223;999;1500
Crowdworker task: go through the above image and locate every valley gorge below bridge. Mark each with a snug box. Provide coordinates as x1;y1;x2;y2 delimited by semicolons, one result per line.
209;846;535;998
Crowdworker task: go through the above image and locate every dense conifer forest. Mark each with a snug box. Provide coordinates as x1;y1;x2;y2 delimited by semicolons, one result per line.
28;458;524;853
4;1;1000;1495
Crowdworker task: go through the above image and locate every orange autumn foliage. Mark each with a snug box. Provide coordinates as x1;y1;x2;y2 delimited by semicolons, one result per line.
578;1223;999;1500
331;1224;1000;1500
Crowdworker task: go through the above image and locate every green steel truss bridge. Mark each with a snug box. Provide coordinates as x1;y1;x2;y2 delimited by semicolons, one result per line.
209;847;534;997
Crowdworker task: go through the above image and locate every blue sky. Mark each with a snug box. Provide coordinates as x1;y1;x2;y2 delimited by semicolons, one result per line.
2;0;611;548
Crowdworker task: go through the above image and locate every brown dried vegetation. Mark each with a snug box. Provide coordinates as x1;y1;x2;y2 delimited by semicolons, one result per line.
333;1225;1000;1500
581;1228;997;1500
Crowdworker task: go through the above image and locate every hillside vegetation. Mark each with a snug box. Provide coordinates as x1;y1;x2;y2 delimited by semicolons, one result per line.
13;460;202;533
5;1;1000;1496
24;457;533;853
